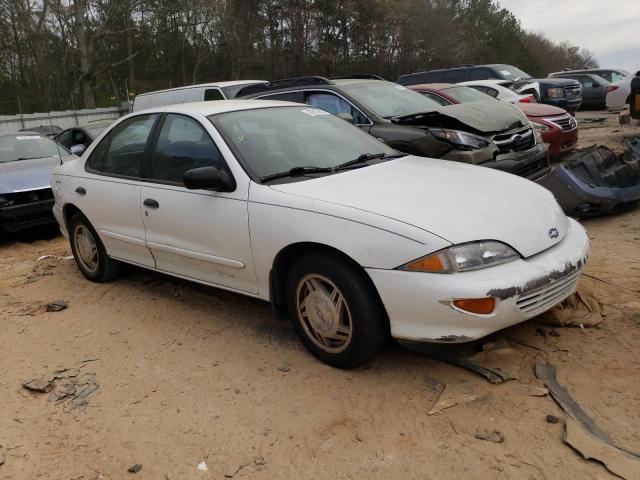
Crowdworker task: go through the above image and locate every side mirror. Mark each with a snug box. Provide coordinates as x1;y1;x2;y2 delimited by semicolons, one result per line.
70;144;86;156
337;112;354;123
183;166;236;192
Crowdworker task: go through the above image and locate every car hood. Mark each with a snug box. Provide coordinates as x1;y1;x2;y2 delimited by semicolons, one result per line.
0;155;66;193
533;77;580;87
393;101;528;134
270;156;567;258
518;103;567;117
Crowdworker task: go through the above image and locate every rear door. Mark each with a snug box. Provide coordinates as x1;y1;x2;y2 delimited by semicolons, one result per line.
574;75;600;106
78;114;160;267
140;113;257;294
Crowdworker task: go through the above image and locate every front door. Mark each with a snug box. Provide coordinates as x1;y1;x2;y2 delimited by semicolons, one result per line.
140;113;257;294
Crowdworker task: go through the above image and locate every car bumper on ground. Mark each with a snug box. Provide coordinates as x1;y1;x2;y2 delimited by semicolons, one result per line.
366;218;589;343
539;163;640;216
0;198;56;233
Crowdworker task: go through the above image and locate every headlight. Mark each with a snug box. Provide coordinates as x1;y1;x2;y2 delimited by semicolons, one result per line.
532;122;550;132
429;128;490;150
399;241;520;273
547;88;565;98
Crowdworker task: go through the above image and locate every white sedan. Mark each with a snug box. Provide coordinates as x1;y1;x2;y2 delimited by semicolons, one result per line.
51;100;590;368
459;80;538;103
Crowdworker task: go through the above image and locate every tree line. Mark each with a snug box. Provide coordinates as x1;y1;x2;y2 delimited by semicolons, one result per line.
0;0;597;114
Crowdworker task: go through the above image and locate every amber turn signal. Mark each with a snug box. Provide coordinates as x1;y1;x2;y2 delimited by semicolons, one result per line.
404;253;447;272
452;297;496;315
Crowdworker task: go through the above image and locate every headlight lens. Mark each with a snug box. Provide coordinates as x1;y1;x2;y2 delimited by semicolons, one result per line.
532;122;550;132
429;128;490;150
547;88;565;98
399;241;520;273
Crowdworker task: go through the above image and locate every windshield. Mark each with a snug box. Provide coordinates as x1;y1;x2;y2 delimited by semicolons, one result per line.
496;65;532;81
209;106;395;179
0;135;62;163
442;86;497;103
341;82;442;118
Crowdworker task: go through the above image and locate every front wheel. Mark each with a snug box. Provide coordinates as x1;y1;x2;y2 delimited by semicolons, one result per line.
69;212;122;282
285;252;389;369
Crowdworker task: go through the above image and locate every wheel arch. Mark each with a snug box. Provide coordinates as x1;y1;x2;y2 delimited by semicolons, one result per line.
62;203;83;230
269;242;387;321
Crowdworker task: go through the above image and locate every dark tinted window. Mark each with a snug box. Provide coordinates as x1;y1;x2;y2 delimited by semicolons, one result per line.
441;69;469;83
149;114;227;184
470;68;500;80
86;114;157;177
305;91;369;124
397;71;442;84
72;129;89;147
56;130;72;148
204;88;224;101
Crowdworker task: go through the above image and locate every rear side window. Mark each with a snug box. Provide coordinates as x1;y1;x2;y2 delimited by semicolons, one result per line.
442;69;469;83
56;130;72;148
149;114;228;184
305;91;370;124
258;91;304;102
86;114;158;177
470;68;500;80
204;88;224;101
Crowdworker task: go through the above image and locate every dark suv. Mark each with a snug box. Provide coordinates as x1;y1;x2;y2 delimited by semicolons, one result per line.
237;76;549;180
397;64;582;114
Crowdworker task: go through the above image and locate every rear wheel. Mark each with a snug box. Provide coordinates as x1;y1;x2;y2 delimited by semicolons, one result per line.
285;252;389;369
69;212;122;282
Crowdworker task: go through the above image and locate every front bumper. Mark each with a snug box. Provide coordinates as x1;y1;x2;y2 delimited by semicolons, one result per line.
539;164;640;216
484;143;550;181
542;97;582;113
543;128;578;158
366;218;589;343
0;199;56;232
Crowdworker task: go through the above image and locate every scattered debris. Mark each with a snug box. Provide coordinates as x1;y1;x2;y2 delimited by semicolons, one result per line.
197;460;208;471
45;299;68;312
427;352;507;384
546;414;560;424
508;382;548;397
468;338;523;381
225;461;250;478
428;382;480;415
535;362;640;478
22;377;55;393
37;254;53;261
319;437;338;450
276;362;290;373
565;417;640;480
475;431;505;443
128;464;142;473
109;327;123;335
539;290;602;327
0;444;5;465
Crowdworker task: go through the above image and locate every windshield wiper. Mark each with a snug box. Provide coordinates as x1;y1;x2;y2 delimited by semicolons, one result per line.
334;152;406;170
260;166;334;183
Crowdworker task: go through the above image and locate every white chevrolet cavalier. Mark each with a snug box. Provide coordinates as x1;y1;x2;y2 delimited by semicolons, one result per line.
51;100;589;368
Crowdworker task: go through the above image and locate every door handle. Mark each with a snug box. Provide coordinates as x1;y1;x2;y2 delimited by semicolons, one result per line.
143;198;159;209
75;187;86;195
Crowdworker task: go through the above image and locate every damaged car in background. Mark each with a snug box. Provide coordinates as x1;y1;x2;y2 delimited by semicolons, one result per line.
0;132;74;234
51;100;590;368
237;76;550;181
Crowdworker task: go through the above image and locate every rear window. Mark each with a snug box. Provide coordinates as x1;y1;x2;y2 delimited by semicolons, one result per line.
442;86;497;103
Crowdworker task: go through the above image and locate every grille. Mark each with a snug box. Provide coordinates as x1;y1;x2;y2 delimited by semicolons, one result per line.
1;188;53;207
547;115;577;131
513;158;550;179
493;127;534;153
564;86;581;99
516;270;581;316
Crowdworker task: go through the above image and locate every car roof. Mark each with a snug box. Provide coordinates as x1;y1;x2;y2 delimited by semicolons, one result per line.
0;131;50;137
135;80;266;97
330;78;386;87
132;99;304;116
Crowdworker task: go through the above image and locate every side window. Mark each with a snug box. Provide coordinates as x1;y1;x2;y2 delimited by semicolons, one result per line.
305;91;369;124
149;114;228;184
56;130;72;148
610;72;624;82
72;129;89;147
86;114;157;177
258;91;304;102
420;92;451;106
204;88;224;101
442;69;469;83
578;76;594;88
470;68;499;80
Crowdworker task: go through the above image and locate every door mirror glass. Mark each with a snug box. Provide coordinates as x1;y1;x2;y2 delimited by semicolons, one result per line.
70;144;86;156
183;166;235;191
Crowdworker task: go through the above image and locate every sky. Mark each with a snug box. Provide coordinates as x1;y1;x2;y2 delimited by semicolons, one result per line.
497;0;640;74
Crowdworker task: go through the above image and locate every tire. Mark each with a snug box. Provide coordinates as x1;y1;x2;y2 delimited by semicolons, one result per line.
285;251;389;369
69;212;122;282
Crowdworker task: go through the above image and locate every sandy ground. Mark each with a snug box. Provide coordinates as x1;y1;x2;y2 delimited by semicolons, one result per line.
1;113;640;480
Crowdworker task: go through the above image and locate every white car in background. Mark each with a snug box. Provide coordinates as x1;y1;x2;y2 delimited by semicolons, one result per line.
50;100;589;368
458;80;538;103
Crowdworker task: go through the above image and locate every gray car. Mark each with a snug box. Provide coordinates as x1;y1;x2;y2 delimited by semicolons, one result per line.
547;73;612;109
54;119;115;156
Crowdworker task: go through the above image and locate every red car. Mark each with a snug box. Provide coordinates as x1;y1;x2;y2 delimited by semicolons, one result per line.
407;83;578;158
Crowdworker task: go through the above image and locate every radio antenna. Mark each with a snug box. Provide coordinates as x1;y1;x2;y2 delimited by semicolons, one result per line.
46;109;64;166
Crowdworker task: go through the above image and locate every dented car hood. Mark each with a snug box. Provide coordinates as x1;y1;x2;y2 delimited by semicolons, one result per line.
270;156;568;258
393;100;528;134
